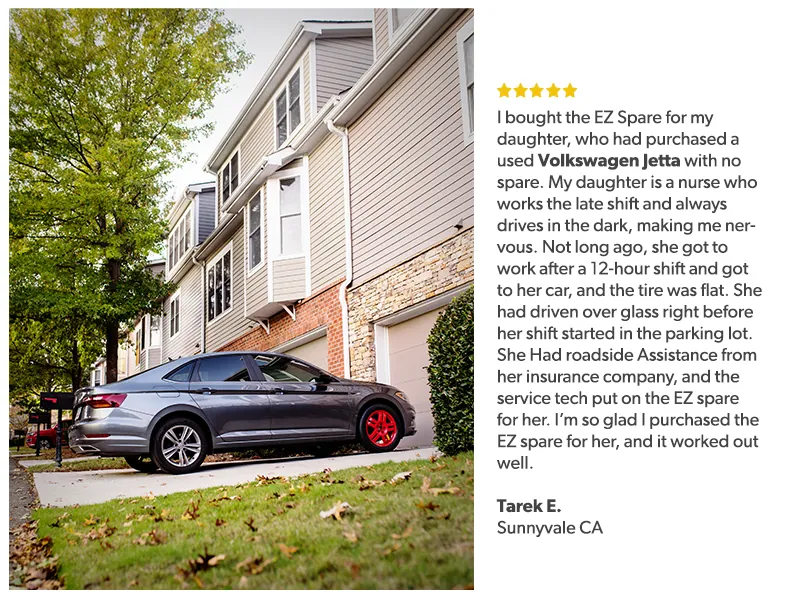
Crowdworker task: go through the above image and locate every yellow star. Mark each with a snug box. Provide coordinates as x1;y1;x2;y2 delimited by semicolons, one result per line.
529;83;543;97
513;84;528;97
564;83;577;97
547;83;561;97
498;83;511;98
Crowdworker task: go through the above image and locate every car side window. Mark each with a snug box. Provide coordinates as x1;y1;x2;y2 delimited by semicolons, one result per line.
197;355;252;382
164;361;194;382
255;355;322;383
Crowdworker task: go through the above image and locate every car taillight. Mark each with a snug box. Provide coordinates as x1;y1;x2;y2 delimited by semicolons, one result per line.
86;394;127;408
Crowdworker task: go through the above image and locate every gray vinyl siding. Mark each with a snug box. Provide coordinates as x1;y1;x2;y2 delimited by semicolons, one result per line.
240;105;275;179
245;186;269;315
146;347;161;370
206;225;252;351
161;263;204;360
315;37;374;109
272;257;306;301
309;133;345;292
349;10;474;286
373;9;389;59
197;189;216;244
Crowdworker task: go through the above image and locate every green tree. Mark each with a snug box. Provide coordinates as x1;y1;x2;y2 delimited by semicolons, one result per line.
9;9;250;383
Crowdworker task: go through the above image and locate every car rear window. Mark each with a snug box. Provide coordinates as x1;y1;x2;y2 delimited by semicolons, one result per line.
164;361;195;382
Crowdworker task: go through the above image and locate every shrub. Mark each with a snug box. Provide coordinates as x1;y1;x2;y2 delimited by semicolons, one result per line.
427;286;474;455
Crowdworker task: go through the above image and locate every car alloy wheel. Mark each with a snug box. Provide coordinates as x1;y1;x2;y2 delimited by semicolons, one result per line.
152;417;208;474
39;439;51;449
360;404;402;452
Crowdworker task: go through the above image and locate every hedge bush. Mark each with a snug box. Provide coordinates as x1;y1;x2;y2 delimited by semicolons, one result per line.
427;286;474;455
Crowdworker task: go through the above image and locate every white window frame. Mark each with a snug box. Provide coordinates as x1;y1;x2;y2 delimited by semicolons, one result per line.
246;190;265;274
168;290;181;339
167;205;193;274
456;17;475;145
267;166;308;261
149;314;161;348
207;241;234;323
387;8;420;43
274;67;304;149
219;148;240;206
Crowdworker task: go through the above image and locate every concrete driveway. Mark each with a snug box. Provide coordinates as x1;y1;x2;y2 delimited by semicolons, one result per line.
33;447;437;508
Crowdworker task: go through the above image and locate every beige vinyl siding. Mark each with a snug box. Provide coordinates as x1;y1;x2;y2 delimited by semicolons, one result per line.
349;10;474;286
161;263;204;360
206;225;252;351
303;50;312;120
240;106;276;178
272;257;306;301
309;133;345;293
245;186;269;315
146;347;161;370
373;9;389;59
315;37;374;109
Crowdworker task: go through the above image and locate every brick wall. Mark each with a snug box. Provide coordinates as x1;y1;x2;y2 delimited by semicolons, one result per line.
347;228;474;381
216;281;345;376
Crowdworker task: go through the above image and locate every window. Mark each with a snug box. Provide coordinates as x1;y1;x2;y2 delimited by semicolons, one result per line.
248;192;262;270
167;208;193;271
150;315;161;347
279;177;302;255
164;361;194;382
207;246;232;321
457;18;475;144
93;368;102;386
169;294;180;338
197;355;251;382
255;355;323;383
389;8;419;40
275;69;301;147
135;326;143;366
221;151;239;204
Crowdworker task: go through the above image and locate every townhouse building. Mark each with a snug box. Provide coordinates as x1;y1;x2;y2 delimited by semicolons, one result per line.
102;9;474;450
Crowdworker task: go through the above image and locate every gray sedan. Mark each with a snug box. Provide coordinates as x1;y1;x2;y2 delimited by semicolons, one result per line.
69;352;416;474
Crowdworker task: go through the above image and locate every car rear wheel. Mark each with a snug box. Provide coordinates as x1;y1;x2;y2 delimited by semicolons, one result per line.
124;455;159;473
151;418;208;475
359;404;402;453
39;439;51;449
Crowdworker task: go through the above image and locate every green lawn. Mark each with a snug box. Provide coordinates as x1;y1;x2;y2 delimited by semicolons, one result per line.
27;457;128;473
35;452;473;590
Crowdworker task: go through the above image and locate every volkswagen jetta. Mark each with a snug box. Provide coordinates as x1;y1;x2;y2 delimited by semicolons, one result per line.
68;352;416;474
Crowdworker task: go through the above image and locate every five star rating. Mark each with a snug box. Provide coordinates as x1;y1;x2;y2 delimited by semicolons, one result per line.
498;83;577;98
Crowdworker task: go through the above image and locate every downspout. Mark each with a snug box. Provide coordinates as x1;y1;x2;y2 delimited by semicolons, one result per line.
326;119;353;378
191;252;206;353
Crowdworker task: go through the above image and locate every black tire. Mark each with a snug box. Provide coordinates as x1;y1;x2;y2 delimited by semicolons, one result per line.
151;417;208;475
39;438;51;450
310;443;339;458
359;403;402;453
124;455;159;473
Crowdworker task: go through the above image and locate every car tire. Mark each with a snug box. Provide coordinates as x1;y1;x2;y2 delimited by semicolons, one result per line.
151;417;208;475
39;439;51;450
359;404;402;453
124;455;159;473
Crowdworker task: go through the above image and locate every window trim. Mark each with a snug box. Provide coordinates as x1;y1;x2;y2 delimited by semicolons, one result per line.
387;8;420;43
207;241;234;323
219;147;241;207
273;67;304;150
149;313;161;348
168;289;181;340
456;17;475;145
167;204;193;274
267;166;308;261
246;190;265;275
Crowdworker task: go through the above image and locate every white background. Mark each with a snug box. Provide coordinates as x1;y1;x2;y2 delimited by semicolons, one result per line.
474;1;799;597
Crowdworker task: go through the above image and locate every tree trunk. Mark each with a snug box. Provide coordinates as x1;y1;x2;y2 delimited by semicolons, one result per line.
105;258;121;383
71;338;83;392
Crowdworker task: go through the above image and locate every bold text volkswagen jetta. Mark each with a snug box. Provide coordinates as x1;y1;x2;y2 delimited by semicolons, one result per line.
69;352;416;474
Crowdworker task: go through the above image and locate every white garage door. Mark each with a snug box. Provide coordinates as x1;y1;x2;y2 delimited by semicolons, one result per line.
285;334;329;370
387;308;443;448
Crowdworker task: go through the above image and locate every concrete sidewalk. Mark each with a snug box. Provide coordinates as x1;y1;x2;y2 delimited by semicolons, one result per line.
19;456;100;468
33;447;437;507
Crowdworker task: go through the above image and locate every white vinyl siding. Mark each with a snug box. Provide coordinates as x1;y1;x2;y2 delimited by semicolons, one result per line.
309;133;345;292
315;37;374;110
161;261;204;360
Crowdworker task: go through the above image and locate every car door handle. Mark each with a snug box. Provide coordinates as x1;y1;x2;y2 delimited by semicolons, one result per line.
197;387;213;395
266;388;284;394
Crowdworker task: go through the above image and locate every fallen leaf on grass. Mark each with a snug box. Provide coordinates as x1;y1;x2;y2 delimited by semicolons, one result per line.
391;471;412;483
381;542;402;556
391;525;413;539
343;530;359;543
421;476;462;496
236;556;275;575
134;529;166;546
244;517;257;532
319;501;352;520
144;491;155;500
83;514;98;527
416;500;440;512
175;548;225;588
182;500;200;520
427;512;451;521
278;543;298;558
215;518;227;527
